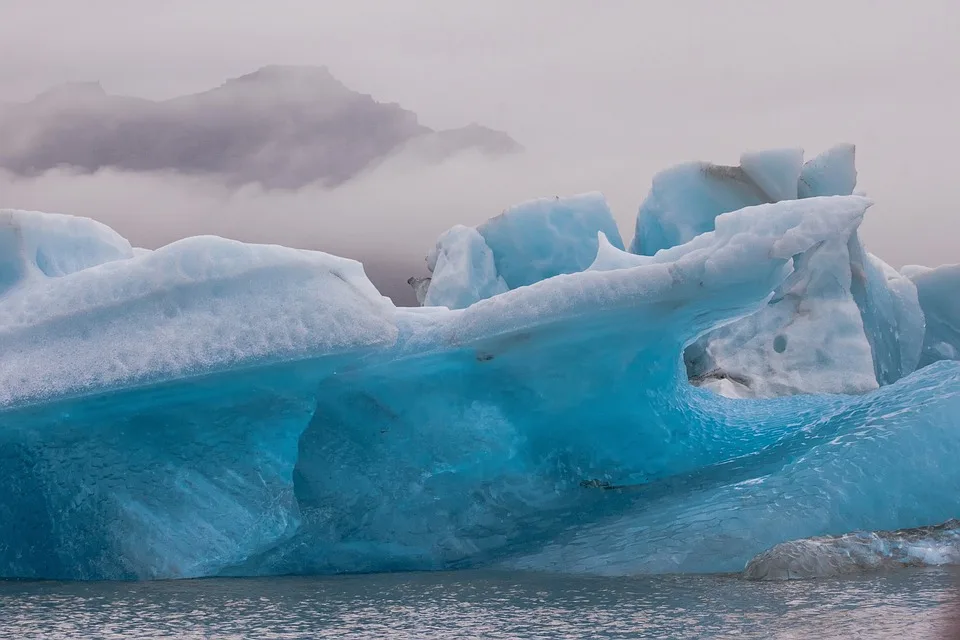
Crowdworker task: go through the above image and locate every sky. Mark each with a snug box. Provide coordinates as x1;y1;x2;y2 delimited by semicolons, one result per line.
1;0;958;301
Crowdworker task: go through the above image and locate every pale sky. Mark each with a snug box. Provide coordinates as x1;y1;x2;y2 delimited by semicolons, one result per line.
1;0;957;300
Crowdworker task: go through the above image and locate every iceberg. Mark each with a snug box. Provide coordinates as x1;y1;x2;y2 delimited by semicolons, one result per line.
627;148;808;257
628;145;856;256
1;209;133;295
1;146;958;582
627;145;925;396
420;225;508;309
739;148;804;203
476;192;625;288
797;143;858;198
0;230;398;579
743;519;960;580
679;210;880;398
849;248;925;385
502;361;960;576
416;192;622;308
414;145;924;397
903;264;960;367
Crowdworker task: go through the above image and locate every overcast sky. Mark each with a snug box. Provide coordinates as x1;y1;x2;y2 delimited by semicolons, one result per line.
1;0;957;300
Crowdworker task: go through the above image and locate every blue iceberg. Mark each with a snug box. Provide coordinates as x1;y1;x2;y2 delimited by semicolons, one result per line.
419;192;623;309
625;144;925;397
417;145;925;397
903;263;960;367
1;147;958;582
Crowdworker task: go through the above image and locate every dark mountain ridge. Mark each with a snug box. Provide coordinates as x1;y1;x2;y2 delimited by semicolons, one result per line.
0;65;521;189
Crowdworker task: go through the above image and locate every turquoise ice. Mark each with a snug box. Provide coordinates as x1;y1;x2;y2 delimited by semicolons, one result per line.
0;149;957;581
420;192;623;309
903;263;960;367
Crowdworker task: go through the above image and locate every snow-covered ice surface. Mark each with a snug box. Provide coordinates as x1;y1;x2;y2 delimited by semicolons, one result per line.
1;145;959;582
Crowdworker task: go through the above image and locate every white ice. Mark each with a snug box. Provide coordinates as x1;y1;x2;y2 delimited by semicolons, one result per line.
422;225;508;309
1;209;133;295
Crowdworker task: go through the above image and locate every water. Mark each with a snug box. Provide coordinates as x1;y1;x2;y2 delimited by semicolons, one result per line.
2;569;958;639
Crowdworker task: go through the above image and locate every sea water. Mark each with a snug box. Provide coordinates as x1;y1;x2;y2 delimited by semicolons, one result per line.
2;569;958;639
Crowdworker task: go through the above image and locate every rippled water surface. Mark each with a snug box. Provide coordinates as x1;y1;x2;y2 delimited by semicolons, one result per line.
2;569;959;639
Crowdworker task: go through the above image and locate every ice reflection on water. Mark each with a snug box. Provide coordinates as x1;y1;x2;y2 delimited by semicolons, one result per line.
2;568;958;639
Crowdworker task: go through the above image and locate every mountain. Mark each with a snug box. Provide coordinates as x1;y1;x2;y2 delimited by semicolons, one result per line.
0;65;522;188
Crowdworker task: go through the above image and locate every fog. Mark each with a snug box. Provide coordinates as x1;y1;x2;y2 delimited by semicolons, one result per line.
1;0;958;303
0;151;651;303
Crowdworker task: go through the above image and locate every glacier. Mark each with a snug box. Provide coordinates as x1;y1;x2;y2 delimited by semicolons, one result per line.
1;145;959;582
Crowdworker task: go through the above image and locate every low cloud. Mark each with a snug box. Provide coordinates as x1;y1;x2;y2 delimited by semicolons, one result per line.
0;147;656;304
1;1;958;306
1;138;955;306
